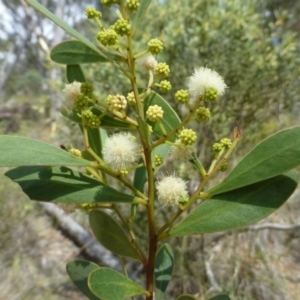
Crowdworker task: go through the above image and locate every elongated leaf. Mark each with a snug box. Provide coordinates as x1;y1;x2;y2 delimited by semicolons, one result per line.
132;0;152;32
209;295;231;300
144;92;181;141
0;136;90;167
67;64;86;83
88;268;148;300
89;210;141;261
209;126;300;196
25;0;104;56
168;170;298;237
155;244;174;300
51;40;120;64
176;295;197;300
66;260;100;300
5;166;135;204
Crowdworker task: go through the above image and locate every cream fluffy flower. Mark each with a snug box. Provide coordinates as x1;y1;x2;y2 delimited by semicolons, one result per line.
156;175;189;206
102;132;141;171
171;139;195;160
63;81;82;102
187;67;227;101
139;54;158;71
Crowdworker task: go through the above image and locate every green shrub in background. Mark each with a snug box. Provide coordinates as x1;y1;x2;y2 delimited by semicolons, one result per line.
1;1;300;299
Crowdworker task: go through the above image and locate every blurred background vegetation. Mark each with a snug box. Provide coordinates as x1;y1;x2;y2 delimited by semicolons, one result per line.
0;0;300;299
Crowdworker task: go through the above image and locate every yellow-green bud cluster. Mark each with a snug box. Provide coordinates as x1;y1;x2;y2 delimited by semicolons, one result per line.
106;94;127;112
175;89;189;104
73;94;90;112
212;142;223;153
85;7;102;19
127;92;136;105
195;107;211;122
119;168;129;176
155;63;170;77
101;0;119;7
219;161;229;172
80;82;94;98
126;0;140;11
204;88;218;101
154;154;163;167
148;125;153;134
97;29;118;46
220;138;232;149
158;80;171;93
179;129;197;145
82;110;101;128
178;194;189;204
113;19;131;36
146;105;163;122
148;38;163;55
69;148;82;157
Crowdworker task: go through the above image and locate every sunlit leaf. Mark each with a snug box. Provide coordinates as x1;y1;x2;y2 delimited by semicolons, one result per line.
5;166;135;204
209;126;300;195
88;268;148;300
168;170;298;237
0;136;90;167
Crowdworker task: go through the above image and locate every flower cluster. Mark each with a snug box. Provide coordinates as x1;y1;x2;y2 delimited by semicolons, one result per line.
156;175;189;206
102;132;141;172
187;67;227;102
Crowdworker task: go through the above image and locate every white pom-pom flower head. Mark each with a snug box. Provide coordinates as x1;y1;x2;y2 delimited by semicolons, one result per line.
187;67;227;102
156;175;189;206
62;81;82;106
102;132;141;172
139;54;158;71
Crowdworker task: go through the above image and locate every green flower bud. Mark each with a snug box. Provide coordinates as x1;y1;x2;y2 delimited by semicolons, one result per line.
179;129;197;146
85;7;102;19
195;107;211;122
127;91;136;105
158;80;171;93
82;109;101;128
119;167;129;176
220;138;232;149
97;29;118;46
80;82;94;98
147;38;163;55
154;154;163;167
146;105;164;122
212;142;223;153
175;89;189;104
219;161;229;172
155;62;170;77
204;87;218;102
106;94;127;112
126;0;140;11
69;148;82;157
73;94;89;112
113;19;131;36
